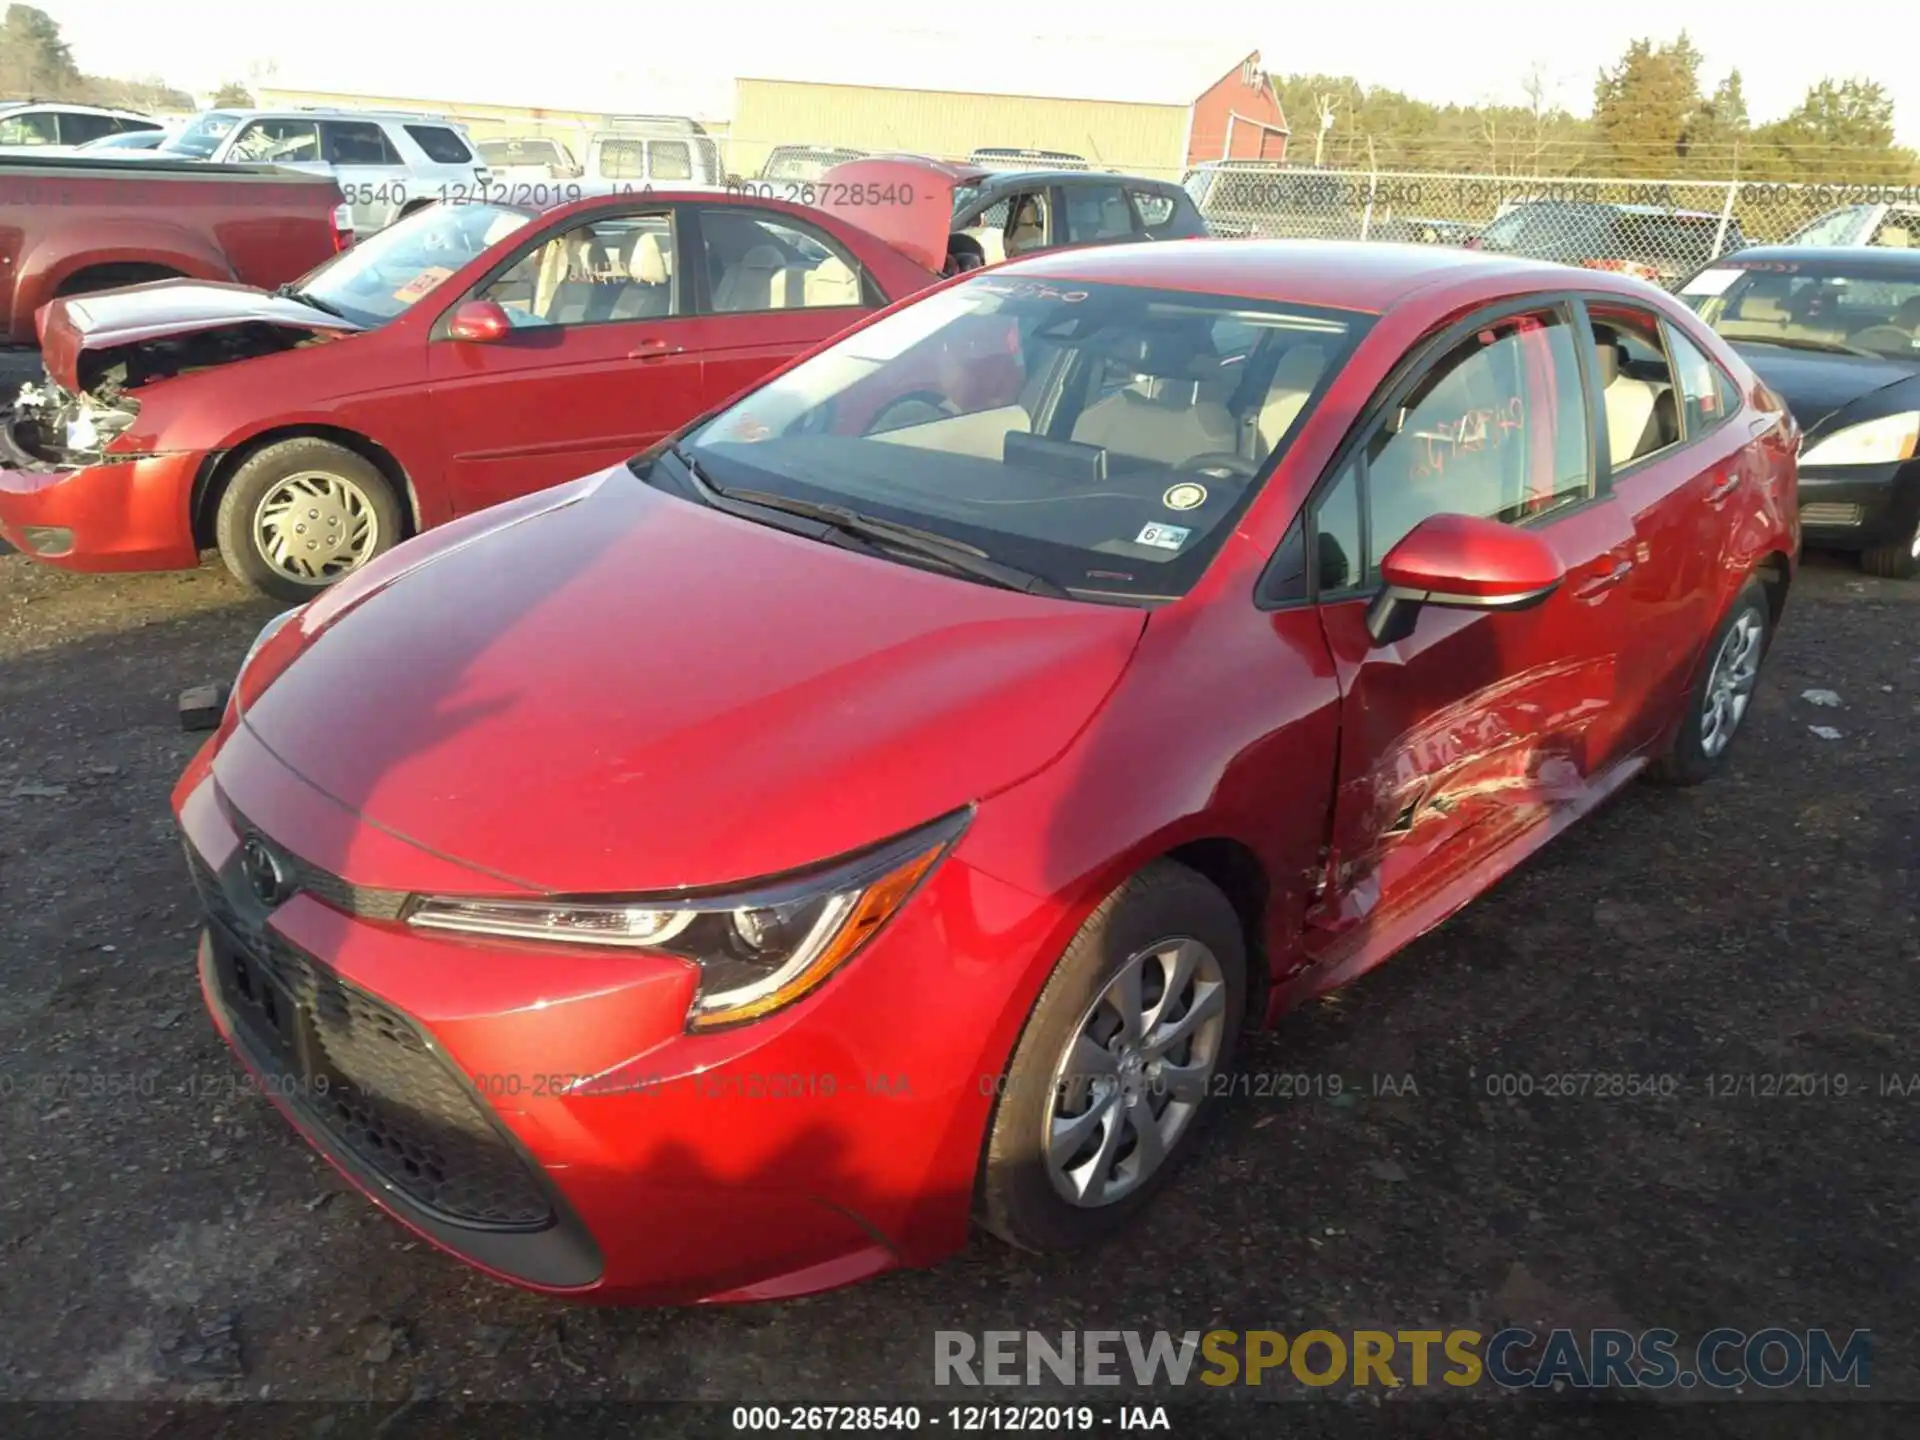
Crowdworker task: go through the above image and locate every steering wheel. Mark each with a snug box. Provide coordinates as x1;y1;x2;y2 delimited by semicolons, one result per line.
1173;453;1260;482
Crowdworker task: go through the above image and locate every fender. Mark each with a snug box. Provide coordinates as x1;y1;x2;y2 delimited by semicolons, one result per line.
13;217;234;339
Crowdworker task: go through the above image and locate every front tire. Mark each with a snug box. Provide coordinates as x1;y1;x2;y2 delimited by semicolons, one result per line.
214;438;402;603
977;861;1246;1253
1649;576;1771;786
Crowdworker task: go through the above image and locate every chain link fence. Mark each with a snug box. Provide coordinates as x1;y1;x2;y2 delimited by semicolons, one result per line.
1174;167;1920;288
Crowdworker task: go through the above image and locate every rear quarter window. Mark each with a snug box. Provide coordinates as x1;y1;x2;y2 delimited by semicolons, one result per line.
406;125;474;164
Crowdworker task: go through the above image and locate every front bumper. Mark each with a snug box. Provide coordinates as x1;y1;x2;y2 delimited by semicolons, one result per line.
171;735;1049;1305
0;443;205;572
1797;459;1920;551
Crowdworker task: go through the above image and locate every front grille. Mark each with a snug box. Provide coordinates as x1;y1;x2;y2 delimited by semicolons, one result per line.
1801;502;1865;527
185;837;555;1232
256;933;555;1230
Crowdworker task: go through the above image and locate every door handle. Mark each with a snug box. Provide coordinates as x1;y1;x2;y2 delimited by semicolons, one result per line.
1706;473;1741;507
628;338;682;360
1571;555;1634;600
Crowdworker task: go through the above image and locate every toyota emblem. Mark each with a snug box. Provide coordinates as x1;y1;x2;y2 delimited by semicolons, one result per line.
240;836;289;907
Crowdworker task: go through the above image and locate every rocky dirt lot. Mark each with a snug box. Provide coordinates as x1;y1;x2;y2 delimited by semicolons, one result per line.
1;538;1916;1435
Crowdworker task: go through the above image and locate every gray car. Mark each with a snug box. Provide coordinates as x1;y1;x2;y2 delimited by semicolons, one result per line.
158;107;490;234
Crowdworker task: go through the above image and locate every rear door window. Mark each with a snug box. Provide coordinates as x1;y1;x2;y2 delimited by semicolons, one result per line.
1663;326;1735;438
1063;184;1138;244
323;121;402;166
59;112;120;145
406;125;473;164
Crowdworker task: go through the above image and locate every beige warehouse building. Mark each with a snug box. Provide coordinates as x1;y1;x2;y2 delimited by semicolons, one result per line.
728;38;1278;182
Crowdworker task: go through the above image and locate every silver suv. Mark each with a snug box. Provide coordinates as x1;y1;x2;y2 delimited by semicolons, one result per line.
158;108;489;234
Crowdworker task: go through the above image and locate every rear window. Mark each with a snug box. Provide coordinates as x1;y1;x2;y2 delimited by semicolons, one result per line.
407;124;474;164
649;140;692;181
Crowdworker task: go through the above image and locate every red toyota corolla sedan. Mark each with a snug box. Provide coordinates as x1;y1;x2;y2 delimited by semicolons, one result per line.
173;240;1798;1305
0;188;939;601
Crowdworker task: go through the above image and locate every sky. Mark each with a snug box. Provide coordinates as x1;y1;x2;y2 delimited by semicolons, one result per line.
38;0;1920;148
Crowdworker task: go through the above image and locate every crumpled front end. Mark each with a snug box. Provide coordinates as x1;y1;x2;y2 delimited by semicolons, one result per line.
0;369;202;571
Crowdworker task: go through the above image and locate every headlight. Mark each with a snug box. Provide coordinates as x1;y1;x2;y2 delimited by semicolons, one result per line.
406;809;969;1030
1799;411;1920;467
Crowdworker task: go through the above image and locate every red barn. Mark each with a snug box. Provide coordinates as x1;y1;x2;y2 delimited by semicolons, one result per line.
1186;51;1290;167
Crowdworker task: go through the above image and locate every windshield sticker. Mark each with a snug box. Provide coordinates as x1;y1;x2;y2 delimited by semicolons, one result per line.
1162;482;1208;511
973;279;1089;303
1136;523;1191;551
393;266;455;304
1680;268;1743;297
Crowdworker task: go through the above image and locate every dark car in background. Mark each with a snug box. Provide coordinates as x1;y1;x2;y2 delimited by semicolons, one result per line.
1680;245;1920;576
946;166;1208;267
1473;201;1747;288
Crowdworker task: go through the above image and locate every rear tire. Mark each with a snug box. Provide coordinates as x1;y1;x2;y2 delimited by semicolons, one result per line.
977;861;1246;1253
1648;577;1771;787
1859;520;1919;580
214;438;402;603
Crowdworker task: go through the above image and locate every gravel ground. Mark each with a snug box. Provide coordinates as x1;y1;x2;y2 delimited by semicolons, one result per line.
1;535;1916;1434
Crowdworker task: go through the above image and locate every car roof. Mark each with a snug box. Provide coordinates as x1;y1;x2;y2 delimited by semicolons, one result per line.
990;238;1595;314
1;101;152;119
975;169;1174;191
1710;244;1920;273
202;107;465;125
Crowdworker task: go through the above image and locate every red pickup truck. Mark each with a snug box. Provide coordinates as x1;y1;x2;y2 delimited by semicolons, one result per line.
0;154;349;344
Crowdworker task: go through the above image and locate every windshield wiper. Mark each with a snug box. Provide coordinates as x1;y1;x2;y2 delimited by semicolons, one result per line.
666;445;1069;598
274;283;345;319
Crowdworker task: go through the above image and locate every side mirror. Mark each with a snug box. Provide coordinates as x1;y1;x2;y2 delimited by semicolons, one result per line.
446;299;511;343
1365;513;1565;646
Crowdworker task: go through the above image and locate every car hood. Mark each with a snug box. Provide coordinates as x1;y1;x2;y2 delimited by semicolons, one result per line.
815;156;986;273
236;468;1147;894
38;278;360;392
1732;342;1920;435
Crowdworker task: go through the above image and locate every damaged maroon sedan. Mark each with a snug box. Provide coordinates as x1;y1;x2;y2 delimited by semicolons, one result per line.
0;190;939;601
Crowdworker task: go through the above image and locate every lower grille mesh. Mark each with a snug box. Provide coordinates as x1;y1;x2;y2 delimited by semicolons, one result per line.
185;838;554;1231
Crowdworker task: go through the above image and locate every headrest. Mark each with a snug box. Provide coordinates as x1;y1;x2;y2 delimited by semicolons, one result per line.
1101;325;1217;378
1894;295;1920;327
739;244;785;271
633;232;670;283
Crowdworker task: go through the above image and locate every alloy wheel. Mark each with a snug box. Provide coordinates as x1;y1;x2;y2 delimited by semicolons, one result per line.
1043;936;1228;1208
1699;607;1765;758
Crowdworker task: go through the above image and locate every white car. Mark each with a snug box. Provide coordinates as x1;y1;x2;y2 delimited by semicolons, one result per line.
0;102;163;153
156;107;489;234
1787;203;1917;250
582;118;724;187
476;136;580;184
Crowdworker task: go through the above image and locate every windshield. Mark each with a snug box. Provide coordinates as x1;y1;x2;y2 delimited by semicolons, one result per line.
160;110;240;159
292;201;533;328
675;277;1365;602
1681;259;1920;360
